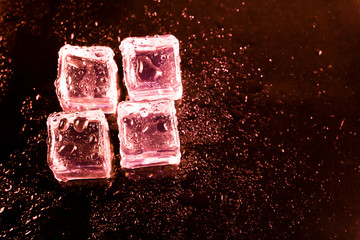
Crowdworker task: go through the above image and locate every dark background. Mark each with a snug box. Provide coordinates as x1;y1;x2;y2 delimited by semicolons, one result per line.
1;0;360;239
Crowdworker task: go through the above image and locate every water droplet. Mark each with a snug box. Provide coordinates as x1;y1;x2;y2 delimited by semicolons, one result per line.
93;87;100;94
140;108;148;117
142;126;149;133
5;184;12;192
58;118;69;131
74;117;88;132
0;207;5;213
160;55;168;64
123;118;134;126
136;56;162;81
135;149;143;155
55;134;63;142
95;51;104;57
58;142;76;156
89;133;98;144
100;77;107;84
157;121;168;132
91;152;99;160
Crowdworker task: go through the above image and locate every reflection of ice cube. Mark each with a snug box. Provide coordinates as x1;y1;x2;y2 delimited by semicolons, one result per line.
47;110;112;182
55;45;118;114
119;35;182;100
117;99;181;169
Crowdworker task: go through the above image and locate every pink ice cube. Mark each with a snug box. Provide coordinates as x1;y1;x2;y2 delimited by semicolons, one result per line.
47;110;112;181
119;35;182;101
55;45;119;114
117;99;181;169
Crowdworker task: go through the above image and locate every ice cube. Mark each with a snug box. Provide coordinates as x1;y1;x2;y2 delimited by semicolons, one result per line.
117;99;181;169
47;110;112;181
119;34;182;100
55;45;119;114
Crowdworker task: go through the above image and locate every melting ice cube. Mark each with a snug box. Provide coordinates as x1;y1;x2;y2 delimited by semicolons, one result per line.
117;99;181;169
47;110;112;182
55;45;119;114
119;34;182;101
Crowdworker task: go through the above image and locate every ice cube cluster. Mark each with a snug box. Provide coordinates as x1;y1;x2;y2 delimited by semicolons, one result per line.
47;34;182;181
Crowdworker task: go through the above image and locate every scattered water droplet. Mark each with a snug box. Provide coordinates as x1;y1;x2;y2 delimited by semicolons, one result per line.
5;184;12;192
74;117;88;132
58;118;69;131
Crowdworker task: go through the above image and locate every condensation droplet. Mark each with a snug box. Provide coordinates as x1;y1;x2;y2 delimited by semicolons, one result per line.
58;142;76;156
93;87;100;94
74;117;88;132
95;51;104;57
55;134;63;142
58;118;69;131
91;152;99;160
142;126;149;133
157;121;168;132
100;77;107;84
123;118;134;126
136;56;162;81
89;133;98;144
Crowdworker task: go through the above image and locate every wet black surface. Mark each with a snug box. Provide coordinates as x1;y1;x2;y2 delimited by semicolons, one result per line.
1;0;360;239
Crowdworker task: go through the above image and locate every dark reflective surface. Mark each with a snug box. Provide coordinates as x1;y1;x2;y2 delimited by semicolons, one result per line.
1;0;360;239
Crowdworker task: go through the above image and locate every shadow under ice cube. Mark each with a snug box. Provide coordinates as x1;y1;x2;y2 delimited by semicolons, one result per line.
117;100;181;169
47;110;112;182
55;45;118;114
119;35;182;100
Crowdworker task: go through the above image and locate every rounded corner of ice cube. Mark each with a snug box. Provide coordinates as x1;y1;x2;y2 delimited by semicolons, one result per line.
166;34;179;42
120;40;136;58
59;44;71;54
47;111;61;124
169;154;181;166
